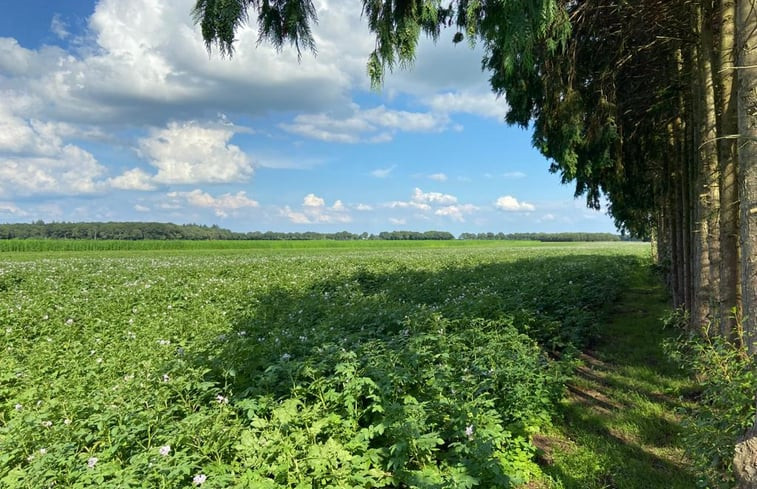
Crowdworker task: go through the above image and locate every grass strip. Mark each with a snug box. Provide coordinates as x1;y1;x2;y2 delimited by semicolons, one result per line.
529;265;699;488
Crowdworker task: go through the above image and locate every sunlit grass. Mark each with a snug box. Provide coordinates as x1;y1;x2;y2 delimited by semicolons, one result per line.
533;265;698;488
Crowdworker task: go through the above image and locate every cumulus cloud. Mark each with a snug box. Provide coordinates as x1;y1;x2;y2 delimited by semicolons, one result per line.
412;187;457;205
386;188;458;211
425;90;509;120
0;0;373;127
495;195;535;212
0;108;92;157
167;189;259;217
383;188;478;222
138;122;253;184
280;104;449;143
108;168;157;191
303;193;326;208
434;204;478;222
281;193;352;224
428;173;448;182
0;0;501;153
0;141;105;198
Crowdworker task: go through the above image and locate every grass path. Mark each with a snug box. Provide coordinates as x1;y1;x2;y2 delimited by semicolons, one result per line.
530;265;700;488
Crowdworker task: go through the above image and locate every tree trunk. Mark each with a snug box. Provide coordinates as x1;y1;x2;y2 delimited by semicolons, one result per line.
669;119;685;307
736;425;757;488
737;0;757;354
702;3;723;330
692;6;716;330
715;0;742;339
682;78;695;315
733;0;757;486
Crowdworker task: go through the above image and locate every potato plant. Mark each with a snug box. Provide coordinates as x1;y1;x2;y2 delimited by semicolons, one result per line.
0;243;646;487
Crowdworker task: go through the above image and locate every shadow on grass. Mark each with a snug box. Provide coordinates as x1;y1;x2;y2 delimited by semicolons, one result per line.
191;252;696;487
536;269;698;489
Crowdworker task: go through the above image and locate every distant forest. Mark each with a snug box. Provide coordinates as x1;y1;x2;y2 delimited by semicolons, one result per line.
0;221;623;242
459;232;623;242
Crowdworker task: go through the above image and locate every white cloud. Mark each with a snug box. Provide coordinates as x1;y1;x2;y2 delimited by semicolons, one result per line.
0;0;504;151
0;108;93;157
134;204;150;212
0;0;375;130
371;165;396;178
281;193;352;224
354;203;373;211
503;171;526;179
434;204;478;222
412;187;457;205
428;173;448;182
388;217;406;225
425;90;509;120
383;188;478;222
167;189;259;217
0;145;105;198
303;193;326;208
495;195;535;212
386;200;431;211
385;188;458;212
108;168;157;191
281;104;449;143
139;121;253;184
50;14;70;40
541;213;555;221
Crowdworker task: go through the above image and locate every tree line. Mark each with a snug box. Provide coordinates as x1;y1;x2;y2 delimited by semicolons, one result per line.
458;232;623;242
0;222;458;241
0;222;628;242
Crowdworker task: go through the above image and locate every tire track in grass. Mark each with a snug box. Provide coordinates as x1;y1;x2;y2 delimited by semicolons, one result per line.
528;265;699;489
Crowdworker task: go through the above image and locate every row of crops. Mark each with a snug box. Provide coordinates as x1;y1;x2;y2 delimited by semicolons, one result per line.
0;239;546;253
0;243;647;487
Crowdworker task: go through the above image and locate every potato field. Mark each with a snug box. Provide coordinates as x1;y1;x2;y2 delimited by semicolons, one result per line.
0;242;647;488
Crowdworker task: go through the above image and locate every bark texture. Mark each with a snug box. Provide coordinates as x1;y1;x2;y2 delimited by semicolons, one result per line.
736;423;757;488
717;0;742;338
737;0;757;353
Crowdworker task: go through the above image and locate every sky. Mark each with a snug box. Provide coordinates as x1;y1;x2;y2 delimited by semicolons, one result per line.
0;0;618;235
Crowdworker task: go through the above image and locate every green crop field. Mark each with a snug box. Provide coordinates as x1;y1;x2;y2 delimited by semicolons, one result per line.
0;242;648;488
0;239;572;254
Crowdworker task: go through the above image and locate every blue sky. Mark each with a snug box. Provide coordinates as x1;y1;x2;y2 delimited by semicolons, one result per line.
0;0;617;235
